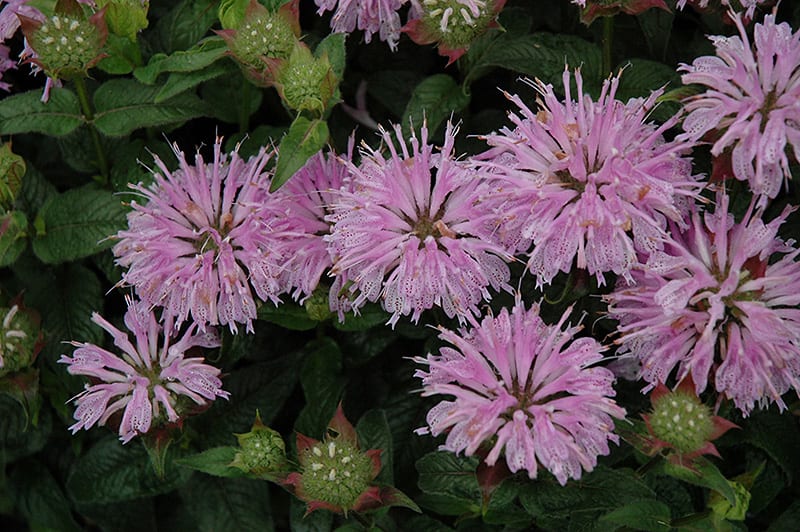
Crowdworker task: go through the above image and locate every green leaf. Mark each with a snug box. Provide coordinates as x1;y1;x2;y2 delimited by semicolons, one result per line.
357;409;393;484
332;303;389;331
152;0;219;54
290;496;332;531
294;338;345;438
708;480;751;522
75;498;157;531
768;500;800;532
659;457;737;505
637;8;675;62
0;211;29;267
181;475;274;532
0;394;52;463
615;59;680;100
9;459;82;532
416;451;481;502
0;89;83;137
416;493;480;517
177;447;246;478
15;164;57;216
315;33;346;80
483;479;531;526
67;436;191;504
257;301;318;331
218;0;250;28
463;32;602;93
93;79;210;137
31;184;128;264
97;34;142;75
271;117;329;192
600;499;672;532
402;74;470;137
134;38;229;85
155;60;231;103
741;408;800;482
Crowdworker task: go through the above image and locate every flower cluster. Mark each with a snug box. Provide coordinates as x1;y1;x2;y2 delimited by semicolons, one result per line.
678;14;800;202
413;299;626;485
60;299;229;443
606;193;800;415
478;69;700;287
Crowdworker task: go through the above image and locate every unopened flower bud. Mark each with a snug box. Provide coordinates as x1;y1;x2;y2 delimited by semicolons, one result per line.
304;288;333;322
0;143;25;210
648;388;714;454
0;305;40;376
231;416;287;476
299;437;375;510
276;44;336;114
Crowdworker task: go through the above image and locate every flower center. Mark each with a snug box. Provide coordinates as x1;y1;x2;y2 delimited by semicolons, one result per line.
421;0;495;48
301;440;373;510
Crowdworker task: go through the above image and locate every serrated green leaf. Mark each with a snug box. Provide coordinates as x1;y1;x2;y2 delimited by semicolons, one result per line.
416;451;481;502
416;493;480;517
637;8;674;62
152;0;219;54
177;447;246;478
659;457;737;505
134;38;228;85
272;117;329;192
32;185;128;264
0;211;29;267
0;89;83;137
93;79;210;137
155;60;231;103
357;409;393;484
14;165;56;216
741;408;800;482
97;33;142;75
402;74;469;137
294;338;345;438
315;33;346;80
463;32;602;93
9;459;82;532
0;394;52;464
67;436;191;504
218;0;250;28
181;475;274;532
75;497;157;531
600;499;672;532
616;59;680;99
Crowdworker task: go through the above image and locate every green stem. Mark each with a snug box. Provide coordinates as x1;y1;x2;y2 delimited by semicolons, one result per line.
602;16;614;77
74;77;109;183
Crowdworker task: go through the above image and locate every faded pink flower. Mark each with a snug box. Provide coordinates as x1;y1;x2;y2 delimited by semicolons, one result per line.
326;121;512;327
478;70;700;287
315;0;407;51
413;299;626;485
60;299;229;443
606;192;800;415
678;14;800;201
113;138;285;334
0;44;12;91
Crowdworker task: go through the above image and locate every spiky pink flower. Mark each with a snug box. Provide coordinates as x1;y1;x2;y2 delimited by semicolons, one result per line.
59;299;229;443
678;14;800;201
113;139;284;334
325;121;512;327
413;299;626;485
263;150;350;305
478;70;700;287
314;0;407;51
606;192;800;415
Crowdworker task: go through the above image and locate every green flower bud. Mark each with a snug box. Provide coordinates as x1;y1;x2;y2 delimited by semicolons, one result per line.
231;415;287;476
648;389;714;454
419;0;499;50
229;4;297;67
0;143;25;211
0;305;40;377
299;437;375;510
22;11;107;79
277;45;336;114
304;288;333;322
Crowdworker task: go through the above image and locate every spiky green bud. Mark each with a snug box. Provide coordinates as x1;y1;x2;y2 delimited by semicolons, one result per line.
649;389;715;454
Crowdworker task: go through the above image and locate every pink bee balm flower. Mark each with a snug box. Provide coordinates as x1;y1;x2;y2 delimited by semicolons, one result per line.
0;44;12;91
59;299;229;443
314;0;407;51
478;70;700;287
113;139;284;334
325;121;513;327
678;14;800;201
413;299;626;485
606;192;800;415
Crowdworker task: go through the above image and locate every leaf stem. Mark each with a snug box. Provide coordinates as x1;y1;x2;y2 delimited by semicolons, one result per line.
73;77;109;183
602;16;614;77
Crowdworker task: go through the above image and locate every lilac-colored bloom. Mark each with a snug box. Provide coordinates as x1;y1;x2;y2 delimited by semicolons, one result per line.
326;121;513;326
315;0;407;51
60;299;229;443
676;0;770;19
413;299;625;485
478;70;700;287
606;192;800;415
0;44;12;91
678;14;800;201
264;150;350;305
113;139;285;334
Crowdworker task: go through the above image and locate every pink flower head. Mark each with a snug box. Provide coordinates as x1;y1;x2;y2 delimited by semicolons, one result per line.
325;121;513;327
678;14;800;202
314;0;407;51
262;150;350;305
413;298;626;485
59;299;229;443
0;43;12;91
606;192;800;415
113;138;284;334
478;69;700;287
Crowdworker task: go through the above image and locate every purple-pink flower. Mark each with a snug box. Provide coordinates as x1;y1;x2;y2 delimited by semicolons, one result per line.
413;299;625;485
60;299;229;443
676;0;770;19
113;138;284;334
326;121;512;326
314;0;407;51
678;14;800;201
606;192;800;415
478;70;700;287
